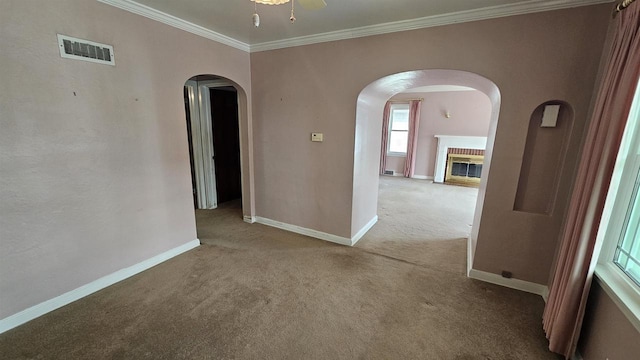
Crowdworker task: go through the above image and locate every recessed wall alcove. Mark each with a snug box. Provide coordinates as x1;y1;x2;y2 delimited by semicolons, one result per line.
514;101;574;215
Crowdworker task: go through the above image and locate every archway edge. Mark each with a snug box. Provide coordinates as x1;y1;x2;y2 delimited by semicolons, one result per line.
184;74;255;221
352;69;501;273
358;69;501;105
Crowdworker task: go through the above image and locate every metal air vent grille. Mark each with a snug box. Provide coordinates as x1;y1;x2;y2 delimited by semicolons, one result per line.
57;34;115;66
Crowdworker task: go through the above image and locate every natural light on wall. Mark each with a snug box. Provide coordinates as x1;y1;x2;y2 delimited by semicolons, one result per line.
596;78;640;331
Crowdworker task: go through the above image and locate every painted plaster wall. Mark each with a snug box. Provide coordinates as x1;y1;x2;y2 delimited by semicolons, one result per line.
578;281;640;360
386;90;492;177
0;0;252;319
250;5;611;283
383;156;406;174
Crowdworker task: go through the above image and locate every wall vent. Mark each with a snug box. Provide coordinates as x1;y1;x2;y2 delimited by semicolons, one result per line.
383;170;395;176
57;34;115;66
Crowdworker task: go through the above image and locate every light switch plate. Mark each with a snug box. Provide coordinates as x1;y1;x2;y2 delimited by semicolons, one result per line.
311;133;323;142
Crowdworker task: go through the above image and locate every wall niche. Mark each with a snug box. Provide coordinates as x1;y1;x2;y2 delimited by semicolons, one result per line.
514;101;574;215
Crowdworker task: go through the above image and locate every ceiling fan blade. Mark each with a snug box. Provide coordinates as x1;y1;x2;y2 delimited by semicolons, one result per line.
297;0;327;11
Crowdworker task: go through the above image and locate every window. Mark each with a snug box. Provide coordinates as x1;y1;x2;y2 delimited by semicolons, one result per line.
387;104;410;155
596;79;640;328
614;168;640;285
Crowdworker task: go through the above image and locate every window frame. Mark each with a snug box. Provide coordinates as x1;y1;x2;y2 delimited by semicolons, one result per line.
386;103;411;157
595;80;640;332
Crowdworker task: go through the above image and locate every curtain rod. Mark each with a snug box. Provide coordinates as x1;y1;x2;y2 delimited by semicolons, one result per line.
615;0;635;14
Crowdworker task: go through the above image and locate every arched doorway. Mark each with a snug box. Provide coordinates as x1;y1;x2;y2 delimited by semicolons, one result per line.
352;70;501;274
183;74;254;222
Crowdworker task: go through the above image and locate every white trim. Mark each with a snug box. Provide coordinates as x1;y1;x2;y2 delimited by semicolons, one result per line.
96;0;250;52
351;216;378;246
254;216;377;246
387;103;411;157
468;269;549;298
243;215;256;224
187;80;244;210
250;0;611;52
185;81;207;209
197;81;231;210
542;286;550;303
0;239;200;334
595;263;640;333
98;0;609;54
255;217;352;246
411;175;433;180
385;154;407;158
467;236;474;277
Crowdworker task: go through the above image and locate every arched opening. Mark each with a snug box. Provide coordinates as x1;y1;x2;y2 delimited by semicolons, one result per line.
183;74;254;234
514;100;574;215
352;70;501;274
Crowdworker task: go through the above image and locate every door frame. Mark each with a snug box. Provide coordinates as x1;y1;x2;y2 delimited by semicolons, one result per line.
185;79;240;209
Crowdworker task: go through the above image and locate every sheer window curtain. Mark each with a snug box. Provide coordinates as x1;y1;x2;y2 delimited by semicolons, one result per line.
542;4;640;358
379;102;392;175
403;100;422;178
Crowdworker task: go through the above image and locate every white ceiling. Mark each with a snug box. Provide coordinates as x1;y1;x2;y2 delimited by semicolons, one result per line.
403;85;476;93
102;0;611;50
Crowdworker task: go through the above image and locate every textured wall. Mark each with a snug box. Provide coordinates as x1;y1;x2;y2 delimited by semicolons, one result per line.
0;0;252;319
250;5;611;283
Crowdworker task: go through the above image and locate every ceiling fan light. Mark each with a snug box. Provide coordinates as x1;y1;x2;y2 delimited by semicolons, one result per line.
252;0;291;5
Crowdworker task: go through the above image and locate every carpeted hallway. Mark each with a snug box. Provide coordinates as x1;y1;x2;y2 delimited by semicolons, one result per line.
0;177;560;359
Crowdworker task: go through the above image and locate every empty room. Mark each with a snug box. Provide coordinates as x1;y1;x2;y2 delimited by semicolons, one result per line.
1;0;639;359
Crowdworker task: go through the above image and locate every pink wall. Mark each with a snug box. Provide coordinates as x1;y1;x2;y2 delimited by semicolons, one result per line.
1;1;635;355
387;90;492;177
0;0;252;320
578;281;640;360
251;5;611;283
383;156;405;174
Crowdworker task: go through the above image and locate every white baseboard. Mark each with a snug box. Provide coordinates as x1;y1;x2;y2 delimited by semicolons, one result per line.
541;286;550;303
468;269;549;299
243;215;256;224
0;239;200;334
254;217;378;246
255;217;352;246
466;237;473;277
351;216;378;246
411;175;434;180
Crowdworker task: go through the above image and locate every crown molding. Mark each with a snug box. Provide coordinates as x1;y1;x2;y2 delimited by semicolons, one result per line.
98;0;612;54
97;0;250;52
250;0;613;52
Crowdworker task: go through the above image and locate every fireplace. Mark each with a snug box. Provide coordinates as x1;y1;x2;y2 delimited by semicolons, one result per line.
445;152;484;186
434;135;487;183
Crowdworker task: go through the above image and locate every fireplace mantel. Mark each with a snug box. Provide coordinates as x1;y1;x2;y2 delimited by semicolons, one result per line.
434;135;487;183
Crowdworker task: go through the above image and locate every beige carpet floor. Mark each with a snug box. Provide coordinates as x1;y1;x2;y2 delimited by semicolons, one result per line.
0;177;560;359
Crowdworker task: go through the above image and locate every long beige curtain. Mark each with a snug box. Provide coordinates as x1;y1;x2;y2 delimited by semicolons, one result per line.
543;3;640;358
